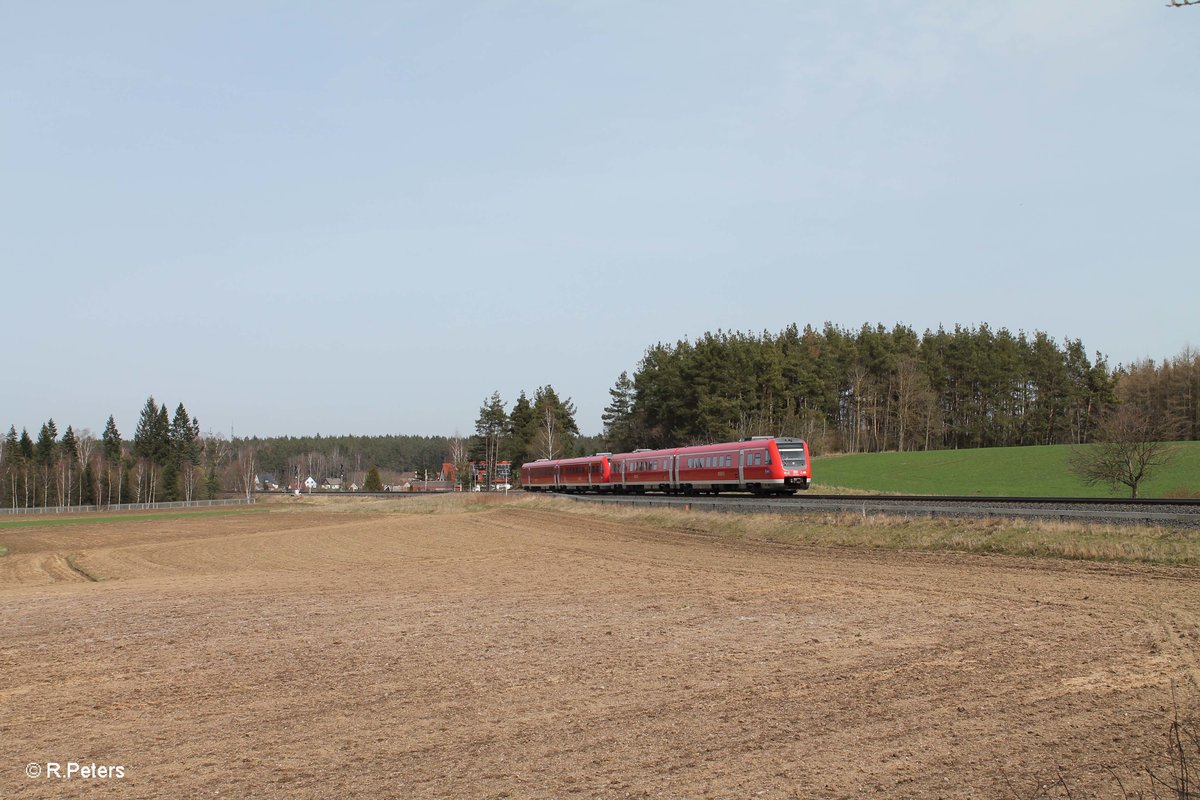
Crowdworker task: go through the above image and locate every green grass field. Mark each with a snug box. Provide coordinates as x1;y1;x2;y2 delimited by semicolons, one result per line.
813;441;1200;498
0;507;264;531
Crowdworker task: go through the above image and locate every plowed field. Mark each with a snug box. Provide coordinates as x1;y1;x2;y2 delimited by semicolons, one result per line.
3;497;1199;799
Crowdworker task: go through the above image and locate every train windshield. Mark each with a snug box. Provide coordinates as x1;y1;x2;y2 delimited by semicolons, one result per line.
778;445;807;469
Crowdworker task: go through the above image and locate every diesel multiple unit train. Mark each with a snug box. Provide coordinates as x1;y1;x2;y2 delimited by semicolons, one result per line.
520;437;811;495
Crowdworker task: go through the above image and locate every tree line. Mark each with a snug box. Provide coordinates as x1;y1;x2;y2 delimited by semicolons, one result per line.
600;323;1198;455
7;326;1191;506
235;433;452;490
467;324;1198;488
470;386;600;488
2;396;230;510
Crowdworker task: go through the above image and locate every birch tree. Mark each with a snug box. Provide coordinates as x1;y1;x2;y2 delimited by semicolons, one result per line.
474;391;507;490
237;444;257;502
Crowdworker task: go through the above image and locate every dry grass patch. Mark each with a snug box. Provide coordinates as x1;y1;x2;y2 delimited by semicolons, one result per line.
255;493;1199;566
512;495;1200;567
257;491;519;515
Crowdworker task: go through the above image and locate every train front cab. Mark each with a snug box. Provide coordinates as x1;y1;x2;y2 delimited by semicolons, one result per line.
770;437;811;492
673;437;810;495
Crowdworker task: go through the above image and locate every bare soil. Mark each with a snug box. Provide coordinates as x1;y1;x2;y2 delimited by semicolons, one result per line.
3;498;1199;799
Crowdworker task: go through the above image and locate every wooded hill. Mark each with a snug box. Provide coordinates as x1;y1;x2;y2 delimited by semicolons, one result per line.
601;324;1199;456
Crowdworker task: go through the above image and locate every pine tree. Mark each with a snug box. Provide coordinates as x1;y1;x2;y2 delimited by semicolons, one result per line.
133;397;159;458
59;426;79;507
602;371;638;452
18;428;34;507
506;391;534;467
170;403;201;501
205;464;221;500
133;397;171;502
160;460;180;502
102;415;123;505
364;466;383;492
2;425;18;509
156;404;171;458
81;462;96;505
169;403;197;463
35;420;57;506
473;391;507;489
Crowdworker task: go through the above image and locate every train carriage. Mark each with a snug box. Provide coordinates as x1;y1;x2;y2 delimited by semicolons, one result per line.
525;436;810;496
521;459;558;490
608;449;673;494
673;436;810;495
520;454;610;492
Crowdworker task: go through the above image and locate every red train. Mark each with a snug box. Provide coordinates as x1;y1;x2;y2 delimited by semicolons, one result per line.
521;437;810;495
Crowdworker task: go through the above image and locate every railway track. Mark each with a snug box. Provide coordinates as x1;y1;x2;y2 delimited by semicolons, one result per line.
555;492;1200;528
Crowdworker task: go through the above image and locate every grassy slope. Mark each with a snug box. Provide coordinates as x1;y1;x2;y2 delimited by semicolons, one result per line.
0;508;263;530
813;441;1200;498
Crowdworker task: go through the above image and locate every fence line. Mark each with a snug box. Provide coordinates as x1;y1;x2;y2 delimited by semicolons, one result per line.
0;498;255;516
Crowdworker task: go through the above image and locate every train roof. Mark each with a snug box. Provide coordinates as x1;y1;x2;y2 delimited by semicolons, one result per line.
521;453;609;468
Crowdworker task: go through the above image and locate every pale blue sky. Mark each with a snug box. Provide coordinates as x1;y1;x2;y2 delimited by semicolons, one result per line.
2;2;1196;438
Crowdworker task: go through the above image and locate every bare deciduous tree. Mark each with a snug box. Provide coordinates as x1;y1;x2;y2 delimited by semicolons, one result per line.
237;445;257;502
76;430;95;503
536;403;558;460
447;430;468;490
1068;406;1177;498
